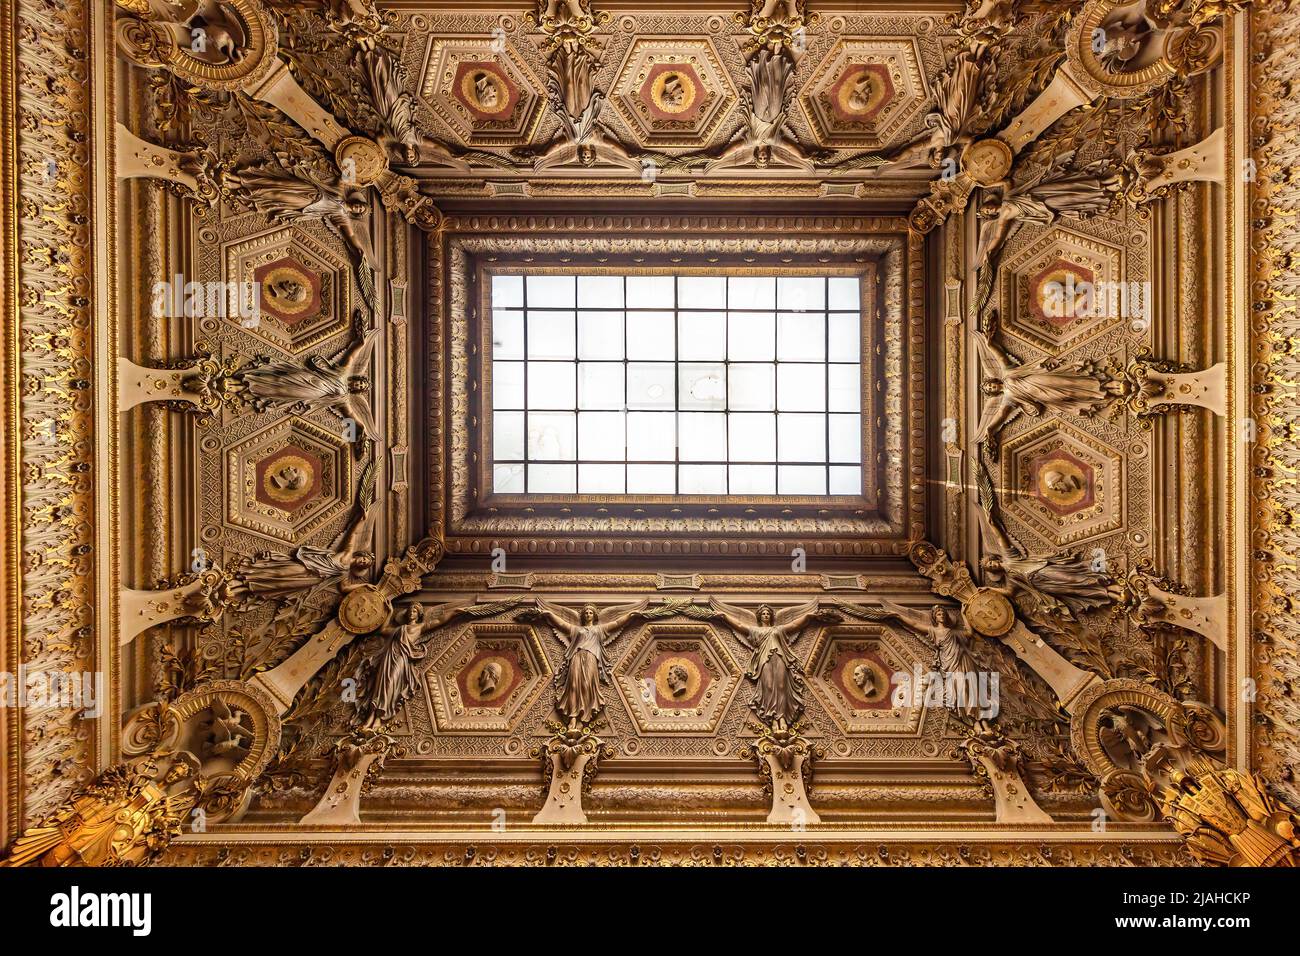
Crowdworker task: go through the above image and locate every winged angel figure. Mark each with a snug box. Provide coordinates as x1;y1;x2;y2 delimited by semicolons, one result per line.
706;599;840;732
973;313;1124;449
521;599;657;729
361;48;469;171
237;315;378;453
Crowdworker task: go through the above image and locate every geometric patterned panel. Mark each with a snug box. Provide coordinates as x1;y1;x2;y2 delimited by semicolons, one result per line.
424;622;551;734
418;38;545;147
225;416;352;545
223;226;351;356
806;624;927;736
614;622;742;735
799;38;927;149
610;37;737;148
1001;419;1124;547
1002;226;1126;354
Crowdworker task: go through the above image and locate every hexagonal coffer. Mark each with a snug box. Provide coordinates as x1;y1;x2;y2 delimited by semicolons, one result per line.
1001;226;1126;354
1001;419;1124;547
223;226;351;356
610;37;737;149
226;416;352;545
806;624;927;735
419;37;545;147
799;38;927;149
423;621;551;733
614;622;741;735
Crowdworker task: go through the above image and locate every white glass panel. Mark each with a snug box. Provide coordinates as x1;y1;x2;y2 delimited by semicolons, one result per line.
578;362;624;410
627;463;676;493
527;362;575;409
828;364;860;412
578;310;624;360
729;464;776;494
493;463;524;494
678;311;726;360
729;363;775;411
626;311;675;360
728;276;775;310
679;363;726;410
579;463;625;493
529;464;575;493
728;312;775;361
827;276;860;311
493;361;524;409
493;411;525;461
578;275;624;309
626;362;675;410
527;274;575;308
679;464;726;494
492;310;524;359
578;411;625;461
827;312;860;362
492;274;524;308
777;312;825;361
829;465;862;495
778;276;825;311
626;274;675;308
777;363;825;411
778;465;826;495
678;412;725;461
728;413;775;462
678;276;726;309
527;311;575;360
527;412;576;460
778;413;826;462
626;412;676;460
828;413;861;463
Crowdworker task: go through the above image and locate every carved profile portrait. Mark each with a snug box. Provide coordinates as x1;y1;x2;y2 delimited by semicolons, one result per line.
477;660;503;697
666;663;690;697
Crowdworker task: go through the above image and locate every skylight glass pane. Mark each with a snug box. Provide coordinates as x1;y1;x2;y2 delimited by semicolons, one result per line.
626;311;675;360
578;362;624;410
527;412;575;460
679;363;726;411
728;312;775;361
490;271;863;496
493;274;524;308
494;412;525;461
493;310;524;359
527;362;575;409
578;310;624;360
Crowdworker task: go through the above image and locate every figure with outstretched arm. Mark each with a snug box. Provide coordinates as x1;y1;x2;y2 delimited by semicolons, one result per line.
706;598;839;733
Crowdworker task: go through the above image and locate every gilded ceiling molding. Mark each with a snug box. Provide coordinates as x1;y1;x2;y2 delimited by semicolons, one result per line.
1119;566;1227;652
1248;0;1300;809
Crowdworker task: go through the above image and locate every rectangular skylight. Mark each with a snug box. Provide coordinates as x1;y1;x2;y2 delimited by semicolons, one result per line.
489;272;863;497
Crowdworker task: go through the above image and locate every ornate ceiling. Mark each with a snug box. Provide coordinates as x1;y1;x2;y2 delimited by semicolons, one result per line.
1;0;1298;871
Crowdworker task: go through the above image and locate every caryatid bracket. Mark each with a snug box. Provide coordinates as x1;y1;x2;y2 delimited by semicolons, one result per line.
741;726;823;827
961;720;1054;824
299;731;400;826
907;541;1102;714
120;567;227;647
531;724;612;825
1120;355;1227;418
1119;565;1226;651
117;352;243;415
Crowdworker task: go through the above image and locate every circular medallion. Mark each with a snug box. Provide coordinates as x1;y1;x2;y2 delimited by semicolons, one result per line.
338;585;391;635
963;588;1015;637
460;68;510;116
334;136;388;187
259;263;318;320
652;655;703;705
650;70;697;115
465;654;516;705
962;138;1013;186
261;453;316;507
